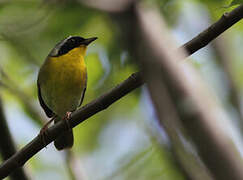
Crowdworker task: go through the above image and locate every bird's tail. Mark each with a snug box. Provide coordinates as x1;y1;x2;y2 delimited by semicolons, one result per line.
54;117;74;150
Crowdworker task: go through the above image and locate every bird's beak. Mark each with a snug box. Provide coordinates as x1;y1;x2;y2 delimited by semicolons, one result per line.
83;37;98;45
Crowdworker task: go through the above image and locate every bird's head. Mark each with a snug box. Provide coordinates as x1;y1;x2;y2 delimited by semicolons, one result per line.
49;36;97;57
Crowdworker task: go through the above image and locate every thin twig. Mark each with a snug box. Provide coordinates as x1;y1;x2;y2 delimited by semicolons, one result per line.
181;4;243;55
212;36;243;126
65;150;87;180
0;68;45;126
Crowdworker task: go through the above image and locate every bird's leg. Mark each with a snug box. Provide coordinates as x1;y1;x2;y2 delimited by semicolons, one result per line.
40;117;55;134
63;111;72;130
39;116;56;147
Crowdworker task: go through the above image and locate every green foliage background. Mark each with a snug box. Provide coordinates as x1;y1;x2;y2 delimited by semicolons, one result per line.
0;0;242;179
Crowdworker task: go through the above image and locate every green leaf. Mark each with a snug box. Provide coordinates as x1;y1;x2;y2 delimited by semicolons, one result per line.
229;0;243;7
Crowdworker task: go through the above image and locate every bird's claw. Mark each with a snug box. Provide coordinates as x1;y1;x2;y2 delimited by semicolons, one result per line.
39;117;55;148
63;111;72;130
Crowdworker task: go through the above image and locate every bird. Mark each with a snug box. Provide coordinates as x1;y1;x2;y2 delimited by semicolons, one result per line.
37;36;97;150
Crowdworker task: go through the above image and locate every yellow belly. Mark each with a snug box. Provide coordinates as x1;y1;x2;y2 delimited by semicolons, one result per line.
38;48;87;116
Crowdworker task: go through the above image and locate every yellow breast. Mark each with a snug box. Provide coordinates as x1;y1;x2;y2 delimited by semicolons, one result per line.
38;46;87;116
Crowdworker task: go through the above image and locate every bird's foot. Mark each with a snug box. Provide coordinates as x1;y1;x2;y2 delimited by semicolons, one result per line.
39;116;56;147
63;111;72;130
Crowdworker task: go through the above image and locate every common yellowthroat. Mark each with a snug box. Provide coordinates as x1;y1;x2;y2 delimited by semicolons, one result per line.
37;36;97;150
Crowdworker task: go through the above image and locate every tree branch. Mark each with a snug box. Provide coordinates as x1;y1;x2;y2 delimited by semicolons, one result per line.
0;97;29;180
135;3;243;180
181;4;243;55
0;72;143;178
0;3;243;179
212;36;243;129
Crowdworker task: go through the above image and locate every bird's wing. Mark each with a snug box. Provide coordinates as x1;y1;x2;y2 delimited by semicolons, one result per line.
79;73;87;107
37;81;54;118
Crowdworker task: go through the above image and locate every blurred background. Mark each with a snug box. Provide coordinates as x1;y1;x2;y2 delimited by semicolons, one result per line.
0;0;243;179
